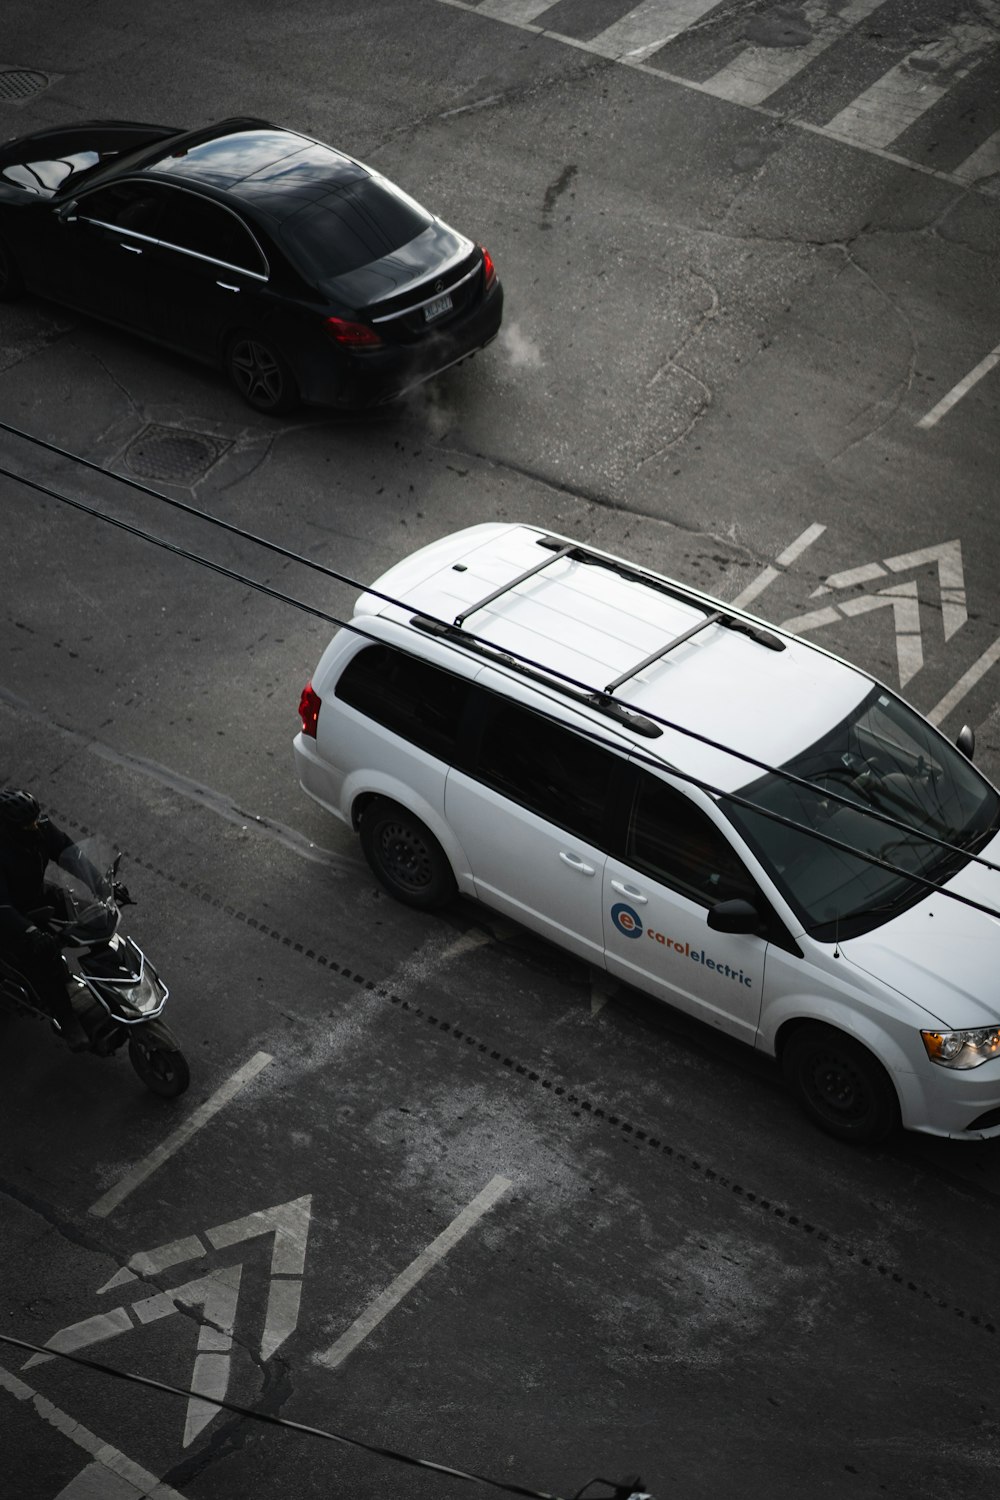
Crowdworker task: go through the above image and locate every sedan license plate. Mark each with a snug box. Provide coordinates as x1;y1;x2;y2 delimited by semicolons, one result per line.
424;293;453;322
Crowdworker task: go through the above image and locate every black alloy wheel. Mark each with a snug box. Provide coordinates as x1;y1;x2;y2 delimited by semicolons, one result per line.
0;237;24;300
782;1024;899;1144
226;333;298;415
359;798;456;910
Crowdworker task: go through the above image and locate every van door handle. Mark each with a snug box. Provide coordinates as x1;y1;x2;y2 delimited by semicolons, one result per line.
559;851;595;876
610;879;647;903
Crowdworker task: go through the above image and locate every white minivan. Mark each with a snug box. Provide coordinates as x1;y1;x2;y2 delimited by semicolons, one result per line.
293;523;1000;1143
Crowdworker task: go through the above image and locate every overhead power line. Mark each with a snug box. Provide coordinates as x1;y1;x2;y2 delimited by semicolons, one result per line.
2;427;999;925
0;1333;650;1500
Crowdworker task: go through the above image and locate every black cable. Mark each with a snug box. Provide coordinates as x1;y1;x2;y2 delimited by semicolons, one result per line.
3;443;1000;927
0;1332;576;1498
3;418;999;882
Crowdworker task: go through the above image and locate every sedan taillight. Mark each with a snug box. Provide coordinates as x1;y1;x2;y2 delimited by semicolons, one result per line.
298;680;321;737
481;245;497;290
324;316;383;349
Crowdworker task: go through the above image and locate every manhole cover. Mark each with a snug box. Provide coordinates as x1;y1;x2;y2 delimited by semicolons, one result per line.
123;425;231;483
0;70;49;102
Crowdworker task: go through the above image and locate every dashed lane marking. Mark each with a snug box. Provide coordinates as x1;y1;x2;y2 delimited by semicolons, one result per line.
917;343;1000;430
316;1175;513;1370
88;1052;273;1218
729;523;827;610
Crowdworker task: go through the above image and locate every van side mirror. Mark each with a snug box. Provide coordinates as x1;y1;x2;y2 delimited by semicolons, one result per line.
707;898;760;934
956;724;975;760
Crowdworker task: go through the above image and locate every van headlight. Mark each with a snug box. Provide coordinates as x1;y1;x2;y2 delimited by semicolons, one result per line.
921;1028;1000;1070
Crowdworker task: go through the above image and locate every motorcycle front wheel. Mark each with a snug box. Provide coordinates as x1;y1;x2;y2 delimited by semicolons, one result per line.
128;1035;190;1097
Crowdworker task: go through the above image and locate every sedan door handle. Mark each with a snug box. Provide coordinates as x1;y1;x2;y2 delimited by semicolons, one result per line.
216;281;240;292
559;851;596;876
610;879;647;903
119;242;143;254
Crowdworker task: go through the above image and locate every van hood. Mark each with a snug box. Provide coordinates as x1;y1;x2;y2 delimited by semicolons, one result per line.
840;829;1000;1029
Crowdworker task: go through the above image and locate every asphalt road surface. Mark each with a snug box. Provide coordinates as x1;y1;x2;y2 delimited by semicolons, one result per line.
2;4;1000;1499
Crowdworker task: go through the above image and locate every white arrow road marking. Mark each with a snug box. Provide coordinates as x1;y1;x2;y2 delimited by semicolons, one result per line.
1;1357;185;1500
787;540;968;686
729;524;827;610
89;1052;273;1218
27;1197;312;1447
316;1175;513;1370
813;541;967;639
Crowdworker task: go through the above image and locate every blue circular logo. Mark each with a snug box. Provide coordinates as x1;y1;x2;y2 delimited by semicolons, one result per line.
611;903;643;939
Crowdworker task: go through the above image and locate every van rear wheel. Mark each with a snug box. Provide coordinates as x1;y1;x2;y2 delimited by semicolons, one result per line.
359;798;456;910
782;1024;899;1144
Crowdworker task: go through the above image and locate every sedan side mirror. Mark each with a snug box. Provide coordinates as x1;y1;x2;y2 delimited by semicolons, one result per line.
707;898;760;934
956;724;975;760
55;199;79;224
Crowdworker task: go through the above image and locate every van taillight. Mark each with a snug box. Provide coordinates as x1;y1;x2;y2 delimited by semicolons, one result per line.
298;681;321;737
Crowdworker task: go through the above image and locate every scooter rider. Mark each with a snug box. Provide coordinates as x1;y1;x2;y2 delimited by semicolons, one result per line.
0;788;92;1051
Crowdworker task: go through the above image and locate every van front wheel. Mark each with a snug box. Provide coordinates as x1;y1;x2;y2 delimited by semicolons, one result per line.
782;1024;899;1144
359;799;456;910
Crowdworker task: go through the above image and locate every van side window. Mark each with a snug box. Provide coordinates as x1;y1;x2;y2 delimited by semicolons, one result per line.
335;644;469;761
473;699;613;845
629;771;756;907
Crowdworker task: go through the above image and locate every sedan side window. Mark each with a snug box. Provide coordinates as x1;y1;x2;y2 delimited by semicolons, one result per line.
78;182;162;236
629;771;757;908
156;190;266;274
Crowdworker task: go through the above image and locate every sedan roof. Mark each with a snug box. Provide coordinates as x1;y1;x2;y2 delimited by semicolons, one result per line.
147;124;369;220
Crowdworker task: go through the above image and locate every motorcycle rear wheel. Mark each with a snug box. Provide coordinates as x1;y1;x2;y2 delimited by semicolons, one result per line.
128;1037;190;1097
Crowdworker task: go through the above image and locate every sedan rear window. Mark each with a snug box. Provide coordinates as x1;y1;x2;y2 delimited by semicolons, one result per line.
279;178;431;281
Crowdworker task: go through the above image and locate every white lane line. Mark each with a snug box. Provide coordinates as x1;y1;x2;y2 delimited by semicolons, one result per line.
88;1052;273;1219
0;1358;184;1499
316;1175;513;1370
730;523;827;609
928;637;1000;726
917;344;1000;429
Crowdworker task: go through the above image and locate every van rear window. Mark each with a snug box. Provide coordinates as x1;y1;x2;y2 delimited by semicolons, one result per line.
335;644;470;761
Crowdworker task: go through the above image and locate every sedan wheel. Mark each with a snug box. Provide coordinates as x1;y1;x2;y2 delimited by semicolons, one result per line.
227;333;298;415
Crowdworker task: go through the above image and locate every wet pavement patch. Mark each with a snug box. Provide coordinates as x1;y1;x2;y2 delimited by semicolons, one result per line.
123;424;232;484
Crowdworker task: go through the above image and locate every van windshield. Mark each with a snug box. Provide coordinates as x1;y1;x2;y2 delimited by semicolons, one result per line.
723;688;999;941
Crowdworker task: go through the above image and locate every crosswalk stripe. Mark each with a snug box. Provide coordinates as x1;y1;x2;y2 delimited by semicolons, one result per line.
700;0;884;108
476;0;553;21
450;0;1000;189
953;126;1000;186
824;21;998;151
588;0;723;60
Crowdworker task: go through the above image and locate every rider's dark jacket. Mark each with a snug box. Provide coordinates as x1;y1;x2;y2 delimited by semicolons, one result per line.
0;815;74;946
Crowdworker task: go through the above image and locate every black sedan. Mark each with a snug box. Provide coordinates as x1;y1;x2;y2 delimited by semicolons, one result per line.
0;117;503;414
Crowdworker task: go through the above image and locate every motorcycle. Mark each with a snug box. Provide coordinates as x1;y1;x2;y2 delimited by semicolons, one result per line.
0;836;190;1097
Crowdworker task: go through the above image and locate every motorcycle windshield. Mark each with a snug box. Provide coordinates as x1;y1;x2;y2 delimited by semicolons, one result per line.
50;836;120;940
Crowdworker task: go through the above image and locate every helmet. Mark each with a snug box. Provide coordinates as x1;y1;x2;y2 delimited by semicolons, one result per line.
0;788;41;828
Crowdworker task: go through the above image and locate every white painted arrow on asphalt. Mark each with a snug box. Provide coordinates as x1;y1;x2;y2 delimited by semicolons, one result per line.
781;539;967;686
24;1195;312;1447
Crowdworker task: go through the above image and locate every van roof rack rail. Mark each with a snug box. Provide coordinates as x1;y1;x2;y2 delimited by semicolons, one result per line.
409;614;664;739
453;533;785;655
